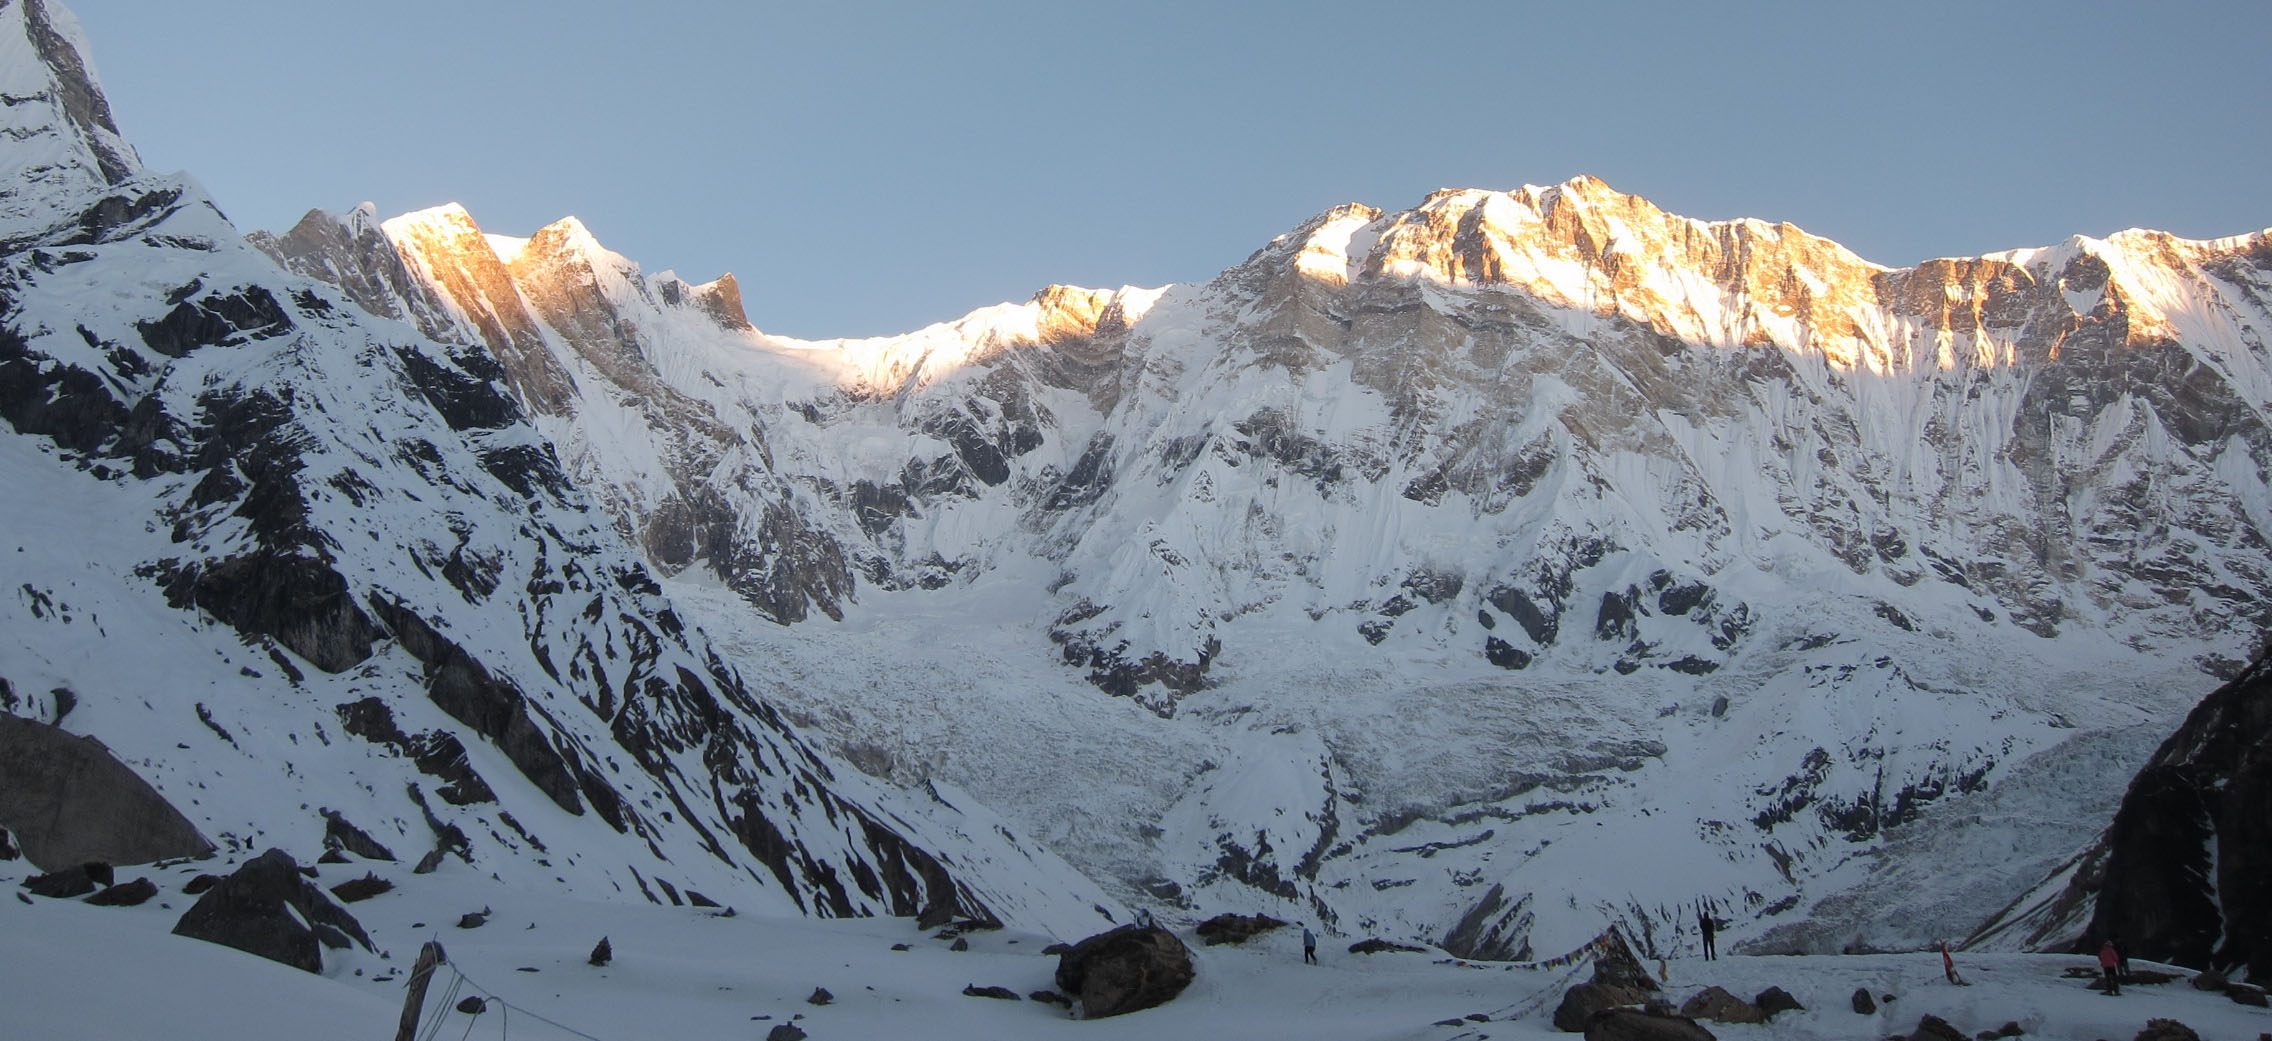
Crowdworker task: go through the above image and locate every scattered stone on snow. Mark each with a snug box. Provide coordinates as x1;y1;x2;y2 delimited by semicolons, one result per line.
962;984;1020;1000
83;877;156;906
456;907;490;929
807;986;833;1005
588;936;611;966
1347;938;1428;955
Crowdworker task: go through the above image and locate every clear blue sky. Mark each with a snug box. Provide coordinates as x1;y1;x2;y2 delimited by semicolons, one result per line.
65;1;2272;340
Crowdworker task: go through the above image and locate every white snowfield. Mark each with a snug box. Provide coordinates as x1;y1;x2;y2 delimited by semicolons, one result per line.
5;861;2267;1041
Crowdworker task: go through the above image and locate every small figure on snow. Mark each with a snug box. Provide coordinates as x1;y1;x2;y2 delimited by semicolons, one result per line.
1698;907;1717;961
1940;940;1965;985
2097;938;2122;995
1302;923;1318;965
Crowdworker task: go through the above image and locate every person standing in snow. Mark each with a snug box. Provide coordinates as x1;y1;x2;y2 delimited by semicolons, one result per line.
1698;908;1717;961
1302;924;1318;965
2097;939;2122;994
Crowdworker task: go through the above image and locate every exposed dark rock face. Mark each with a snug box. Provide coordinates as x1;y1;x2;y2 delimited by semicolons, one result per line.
366;597;592;817
1442;882;1532;959
171;849;372;973
334;698;496;805
1194;912;1287;946
321;809;396;861
1052;923;1195;1019
2085;649;2272;981
0;713;212;870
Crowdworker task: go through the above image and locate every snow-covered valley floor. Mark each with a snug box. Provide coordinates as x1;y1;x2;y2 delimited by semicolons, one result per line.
5;858;2266;1041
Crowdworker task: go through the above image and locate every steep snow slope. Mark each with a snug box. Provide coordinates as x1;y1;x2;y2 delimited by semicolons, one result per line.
0;0;1116;942
264;69;2272;966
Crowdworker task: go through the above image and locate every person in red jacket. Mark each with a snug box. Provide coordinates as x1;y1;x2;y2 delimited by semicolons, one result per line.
2098;939;2122;995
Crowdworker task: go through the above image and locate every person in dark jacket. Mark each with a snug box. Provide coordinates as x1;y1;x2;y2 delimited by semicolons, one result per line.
1698;909;1717;960
2098;939;2122;994
1302;924;1318;965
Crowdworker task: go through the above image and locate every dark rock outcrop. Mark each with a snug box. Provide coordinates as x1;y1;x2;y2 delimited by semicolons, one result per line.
1752;986;1803;1018
1194;912;1287;946
2085;648;2272;981
1583;1007;1716;1041
1913;1014;1970;1041
1347;938;1427;954
23;862;105;898
171;849;372;972
1555;984;1652;1033
1851;987;1876;1014
329;874;392;903
0;713;212;870
84;877;156;906
321;809;396;861
1677;986;1763;1024
2133;1019;2200;1041
1052;923;1195;1019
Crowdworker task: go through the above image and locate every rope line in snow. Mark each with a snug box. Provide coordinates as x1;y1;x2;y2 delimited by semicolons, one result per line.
440;963;618;1041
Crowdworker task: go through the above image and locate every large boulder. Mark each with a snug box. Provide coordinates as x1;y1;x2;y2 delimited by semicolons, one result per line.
2133;1019;2200;1041
1554;983;1652;1032
0;714;213;870
1194;912;1287;946
1052;923;1194;1019
171;849;372;972
1752;986;1803;1018
1583;1007;1716;1041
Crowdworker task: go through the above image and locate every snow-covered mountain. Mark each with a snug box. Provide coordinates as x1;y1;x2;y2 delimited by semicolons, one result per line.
0;0;1115;941
253;125;2272;968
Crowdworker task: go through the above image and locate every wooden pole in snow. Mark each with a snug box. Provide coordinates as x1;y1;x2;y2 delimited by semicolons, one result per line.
394;941;446;1041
